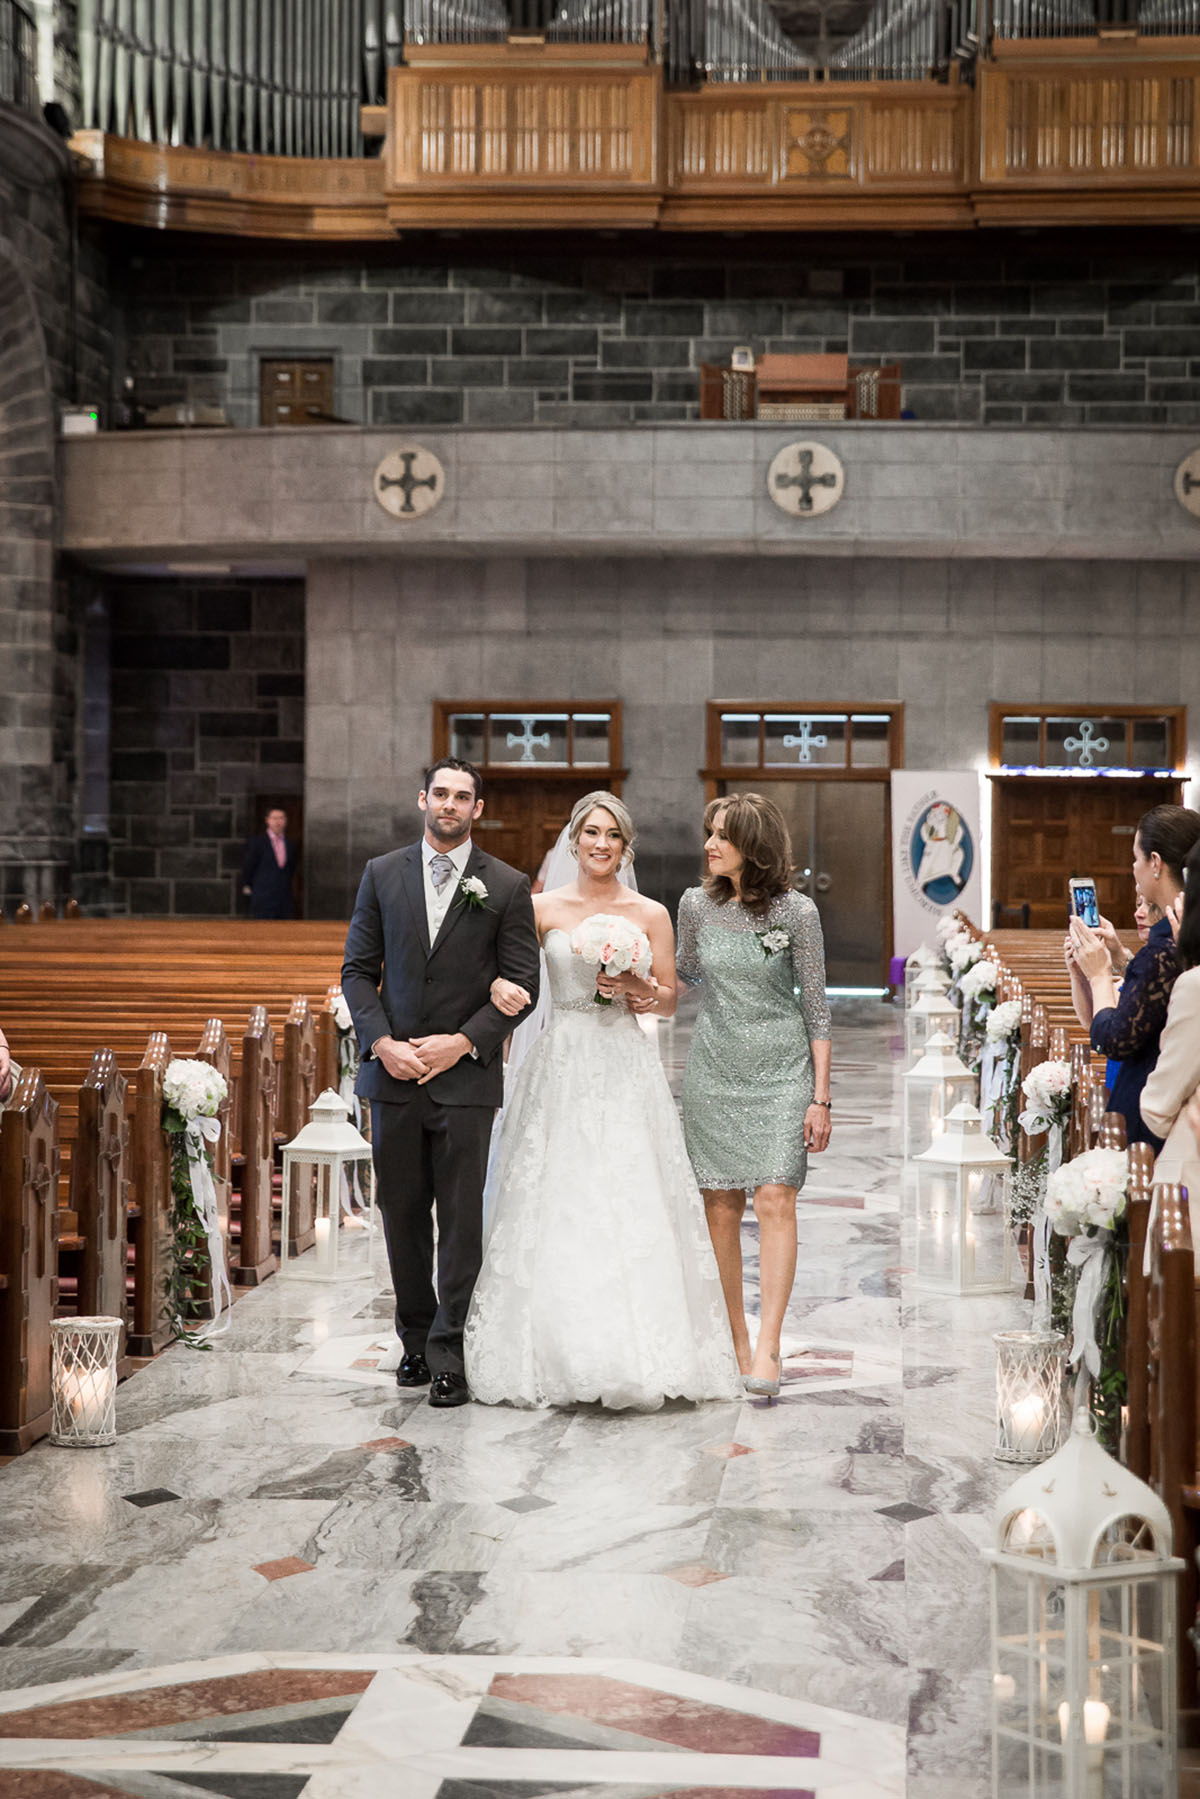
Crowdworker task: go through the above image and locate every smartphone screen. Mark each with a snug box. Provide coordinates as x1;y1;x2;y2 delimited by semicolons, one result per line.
1070;882;1100;929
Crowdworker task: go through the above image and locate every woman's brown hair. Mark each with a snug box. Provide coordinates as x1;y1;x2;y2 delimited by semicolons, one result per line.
702;792;794;916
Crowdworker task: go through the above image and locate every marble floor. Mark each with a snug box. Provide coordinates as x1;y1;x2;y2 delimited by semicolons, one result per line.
0;997;1030;1799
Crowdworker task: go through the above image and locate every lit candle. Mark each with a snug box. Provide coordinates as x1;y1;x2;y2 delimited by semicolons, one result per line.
1008;1393;1047;1457
59;1365;113;1433
314;1214;334;1274
1058;1698;1109;1799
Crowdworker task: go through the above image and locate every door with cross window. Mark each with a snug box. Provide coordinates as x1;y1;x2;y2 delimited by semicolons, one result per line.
433;703;627;882
704;704;904;987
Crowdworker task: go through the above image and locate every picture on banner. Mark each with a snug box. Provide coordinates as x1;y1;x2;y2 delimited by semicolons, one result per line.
891;771;984;955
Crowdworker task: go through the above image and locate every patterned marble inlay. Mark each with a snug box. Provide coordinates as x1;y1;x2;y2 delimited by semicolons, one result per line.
0;999;1031;1798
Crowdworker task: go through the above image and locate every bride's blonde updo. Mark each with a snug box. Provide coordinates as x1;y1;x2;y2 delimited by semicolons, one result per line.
567;790;636;869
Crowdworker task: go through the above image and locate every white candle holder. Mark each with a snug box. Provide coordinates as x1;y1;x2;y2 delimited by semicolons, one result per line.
50;1316;121;1446
906;982;960;1059
986;1411;1181;1799
904;943;941;1008
280;1089;374;1283
915;1102;1013;1294
903;1030;978;1161
994;1329;1065;1464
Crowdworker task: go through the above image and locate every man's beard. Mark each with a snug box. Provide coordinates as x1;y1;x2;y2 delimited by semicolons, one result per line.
428;814;469;843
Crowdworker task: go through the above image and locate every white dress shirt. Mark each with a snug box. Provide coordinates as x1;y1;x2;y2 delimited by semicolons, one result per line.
422;836;473;945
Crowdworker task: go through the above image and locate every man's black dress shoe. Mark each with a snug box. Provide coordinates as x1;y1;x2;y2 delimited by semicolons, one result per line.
396;1353;430;1388
428;1371;470;1408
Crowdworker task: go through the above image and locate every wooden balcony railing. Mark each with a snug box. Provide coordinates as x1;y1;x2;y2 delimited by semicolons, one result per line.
73;34;1200;236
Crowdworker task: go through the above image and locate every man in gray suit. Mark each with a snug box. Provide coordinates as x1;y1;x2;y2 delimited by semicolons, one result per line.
341;759;540;1407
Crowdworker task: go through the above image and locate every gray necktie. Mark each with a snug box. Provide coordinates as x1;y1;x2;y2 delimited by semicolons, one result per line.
430;853;455;894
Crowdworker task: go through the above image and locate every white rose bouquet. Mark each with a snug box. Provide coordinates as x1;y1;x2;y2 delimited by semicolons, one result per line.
936;913;961;946
1018;1058;1072;1138
985;998;1023;1044
959;960;997;1003
162;1057;230;1346
570;913;653;1007
1044;1146;1128;1240
947;934;982;975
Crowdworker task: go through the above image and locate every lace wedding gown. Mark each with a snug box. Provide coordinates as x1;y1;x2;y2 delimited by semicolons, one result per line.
464;929;741;1410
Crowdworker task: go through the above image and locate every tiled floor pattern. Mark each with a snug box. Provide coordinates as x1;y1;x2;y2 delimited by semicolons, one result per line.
0;997;1030;1798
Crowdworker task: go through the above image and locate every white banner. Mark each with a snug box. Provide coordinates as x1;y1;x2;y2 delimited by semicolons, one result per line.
891;770;984;958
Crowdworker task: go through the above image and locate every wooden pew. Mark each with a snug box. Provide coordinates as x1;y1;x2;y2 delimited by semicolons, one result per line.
1124;1140;1154;1483
1145;1182;1197;1714
234;1007;277;1285
0;1070;58;1453
69;1049;130;1343
127;1033;173;1358
280;997;317;1257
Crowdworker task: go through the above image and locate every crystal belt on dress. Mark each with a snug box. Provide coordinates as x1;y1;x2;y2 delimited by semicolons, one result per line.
553;996;605;1014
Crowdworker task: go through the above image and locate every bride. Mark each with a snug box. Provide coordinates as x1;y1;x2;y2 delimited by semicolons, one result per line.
463;791;740;1410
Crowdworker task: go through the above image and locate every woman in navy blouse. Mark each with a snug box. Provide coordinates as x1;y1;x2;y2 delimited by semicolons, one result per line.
1066;805;1200;1149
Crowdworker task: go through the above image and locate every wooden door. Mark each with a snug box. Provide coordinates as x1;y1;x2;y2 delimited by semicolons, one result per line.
259;358;334;427
474;779;606;882
991;777;1183;930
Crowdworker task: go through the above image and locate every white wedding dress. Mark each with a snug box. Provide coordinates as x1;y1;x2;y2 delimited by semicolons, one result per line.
464;928;741;1410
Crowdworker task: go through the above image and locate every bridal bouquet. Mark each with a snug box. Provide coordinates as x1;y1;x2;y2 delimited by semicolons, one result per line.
570;914;653;1006
1044;1147;1129;1447
162;1057;230;1346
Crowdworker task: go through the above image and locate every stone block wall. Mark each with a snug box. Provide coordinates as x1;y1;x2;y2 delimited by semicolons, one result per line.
106;578;305;915
116;228;1200;430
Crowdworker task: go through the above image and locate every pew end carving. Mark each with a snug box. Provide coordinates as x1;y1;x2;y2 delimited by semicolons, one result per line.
281;997;318;1258
68;1048;131;1375
0;1069;59;1454
128;1032;174;1358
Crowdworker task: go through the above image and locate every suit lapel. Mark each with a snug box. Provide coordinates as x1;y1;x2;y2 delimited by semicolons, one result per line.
398;844;432;956
429;845;487;960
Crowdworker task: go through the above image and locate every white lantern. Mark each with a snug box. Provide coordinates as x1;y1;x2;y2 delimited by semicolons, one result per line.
906;981;960;1058
903;1030;978;1160
915;1101;1012;1294
905;943;942;1007
50;1316;121;1446
280;1089;374;1282
994;1329;1065;1464
986;1411;1180;1798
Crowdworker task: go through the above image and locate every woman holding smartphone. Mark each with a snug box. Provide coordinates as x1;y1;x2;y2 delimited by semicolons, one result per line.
1066;804;1200;1148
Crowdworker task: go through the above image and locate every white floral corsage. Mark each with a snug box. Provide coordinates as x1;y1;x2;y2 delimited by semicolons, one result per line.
459;875;489;910
758;928;791;958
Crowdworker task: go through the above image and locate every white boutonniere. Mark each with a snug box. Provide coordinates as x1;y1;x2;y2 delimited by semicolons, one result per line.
459;875;489;911
758;928;791;958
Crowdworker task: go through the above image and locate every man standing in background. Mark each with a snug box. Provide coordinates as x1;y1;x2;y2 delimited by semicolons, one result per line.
241;806;299;919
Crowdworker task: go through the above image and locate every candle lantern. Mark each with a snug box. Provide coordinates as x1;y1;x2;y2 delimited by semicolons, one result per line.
994;1329;1065;1464
904;943;941;1007
50;1316;121;1446
986;1411;1180;1798
903;1031;977;1161
915;1102;1012;1294
906;980;961;1059
280;1089;374;1282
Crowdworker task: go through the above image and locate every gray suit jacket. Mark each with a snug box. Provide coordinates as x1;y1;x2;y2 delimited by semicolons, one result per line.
340;841;540;1109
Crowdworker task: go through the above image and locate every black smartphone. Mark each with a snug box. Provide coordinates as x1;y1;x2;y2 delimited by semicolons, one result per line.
1068;878;1100;930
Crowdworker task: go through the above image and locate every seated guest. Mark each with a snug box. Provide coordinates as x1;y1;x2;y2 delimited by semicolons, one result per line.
241;806;299;920
1065;804;1200;1150
1141;839;1200;1203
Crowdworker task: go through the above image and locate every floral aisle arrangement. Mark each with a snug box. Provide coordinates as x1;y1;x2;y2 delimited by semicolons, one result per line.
333;994;370;1215
570;914;653;1006
1044;1146;1129;1449
1016;1058;1073;1325
162;1057;230;1345
983;999;1024;1152
957;956;998;1071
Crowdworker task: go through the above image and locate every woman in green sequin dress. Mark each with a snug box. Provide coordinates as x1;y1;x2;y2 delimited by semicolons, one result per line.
675;794;832;1396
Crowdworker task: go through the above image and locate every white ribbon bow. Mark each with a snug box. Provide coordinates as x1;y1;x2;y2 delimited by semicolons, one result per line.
1066;1230;1111;1378
183;1115;232;1343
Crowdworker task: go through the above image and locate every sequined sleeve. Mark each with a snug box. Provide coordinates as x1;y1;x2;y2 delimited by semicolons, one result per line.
1090;938;1177;1060
676;887;703;987
786;892;832;1042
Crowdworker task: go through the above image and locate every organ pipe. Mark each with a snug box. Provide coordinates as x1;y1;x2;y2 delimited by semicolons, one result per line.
701;0;814;81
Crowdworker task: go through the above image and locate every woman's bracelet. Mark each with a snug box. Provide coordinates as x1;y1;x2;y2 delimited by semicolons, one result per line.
813;1099;832;1109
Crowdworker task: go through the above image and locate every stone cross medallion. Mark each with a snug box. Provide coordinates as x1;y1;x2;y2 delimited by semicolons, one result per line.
373;443;446;519
768;441;845;519
1174;448;1200;519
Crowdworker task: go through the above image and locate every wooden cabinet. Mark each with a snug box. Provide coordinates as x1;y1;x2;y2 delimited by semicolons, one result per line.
260;359;335;428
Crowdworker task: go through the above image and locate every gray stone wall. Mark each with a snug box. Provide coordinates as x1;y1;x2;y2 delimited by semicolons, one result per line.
305;552;1200;921
107;578;305;915
117;230;1200;431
